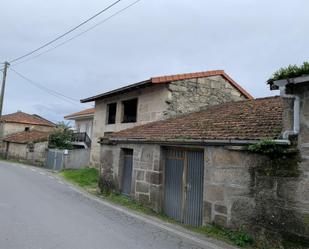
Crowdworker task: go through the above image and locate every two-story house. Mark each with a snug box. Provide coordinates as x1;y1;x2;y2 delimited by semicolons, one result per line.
81;70;253;166
64;108;94;148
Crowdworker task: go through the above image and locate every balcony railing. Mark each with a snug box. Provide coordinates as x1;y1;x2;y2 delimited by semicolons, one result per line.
72;132;91;148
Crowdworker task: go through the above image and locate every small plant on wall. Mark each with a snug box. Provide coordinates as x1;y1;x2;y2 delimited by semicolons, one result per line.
267;61;309;84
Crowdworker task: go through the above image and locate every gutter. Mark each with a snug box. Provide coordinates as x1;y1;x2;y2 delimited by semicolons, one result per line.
100;138;291;146
274;80;300;139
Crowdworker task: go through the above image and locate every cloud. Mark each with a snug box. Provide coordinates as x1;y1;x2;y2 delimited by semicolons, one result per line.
0;0;308;122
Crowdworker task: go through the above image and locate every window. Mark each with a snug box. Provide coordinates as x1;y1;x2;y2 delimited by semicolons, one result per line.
122;98;138;123
25;127;30;131
107;103;117;124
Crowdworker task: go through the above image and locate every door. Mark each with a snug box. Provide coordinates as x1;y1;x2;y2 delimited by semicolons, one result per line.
121;149;133;196
164;149;184;221
164;148;204;226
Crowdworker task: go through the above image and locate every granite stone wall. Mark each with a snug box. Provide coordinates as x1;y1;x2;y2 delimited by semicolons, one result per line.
101;144;163;211
165;75;247;118
203;145;309;242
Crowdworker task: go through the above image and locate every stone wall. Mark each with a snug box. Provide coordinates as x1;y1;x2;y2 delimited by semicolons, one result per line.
165;75;247;117
203;145;309;243
4;141;48;165
101;143;163;211
102;142;309;243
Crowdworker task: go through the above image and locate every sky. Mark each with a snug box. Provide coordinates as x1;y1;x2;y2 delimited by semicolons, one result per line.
0;0;308;123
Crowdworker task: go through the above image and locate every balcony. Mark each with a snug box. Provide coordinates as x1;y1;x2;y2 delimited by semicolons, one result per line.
71;132;91;148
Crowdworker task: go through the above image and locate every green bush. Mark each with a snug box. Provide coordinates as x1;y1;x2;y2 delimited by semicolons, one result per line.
268;61;309;84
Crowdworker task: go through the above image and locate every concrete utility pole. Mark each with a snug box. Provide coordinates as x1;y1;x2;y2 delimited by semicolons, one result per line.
0;61;10;117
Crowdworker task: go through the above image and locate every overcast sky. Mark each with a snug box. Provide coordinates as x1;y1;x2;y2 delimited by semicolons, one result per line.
0;0;308;123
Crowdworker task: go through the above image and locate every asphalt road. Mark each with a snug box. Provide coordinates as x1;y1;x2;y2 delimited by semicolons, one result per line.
0;162;220;249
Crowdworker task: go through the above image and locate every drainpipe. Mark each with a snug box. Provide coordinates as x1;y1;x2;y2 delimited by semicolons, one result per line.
278;85;300;139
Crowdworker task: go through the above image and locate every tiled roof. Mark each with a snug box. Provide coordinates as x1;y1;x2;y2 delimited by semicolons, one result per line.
64;108;95;119
0;112;55;127
81;70;253;103
108;97;283;142
3;130;50;144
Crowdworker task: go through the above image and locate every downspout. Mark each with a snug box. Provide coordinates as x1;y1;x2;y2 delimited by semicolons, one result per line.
278;85;300;139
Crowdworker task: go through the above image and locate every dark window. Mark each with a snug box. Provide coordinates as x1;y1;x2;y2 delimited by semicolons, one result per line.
107;103;117;124
122;98;138;123
25;127;30;131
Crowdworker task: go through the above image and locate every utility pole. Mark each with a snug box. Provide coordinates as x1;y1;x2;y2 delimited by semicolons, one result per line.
0;61;10;117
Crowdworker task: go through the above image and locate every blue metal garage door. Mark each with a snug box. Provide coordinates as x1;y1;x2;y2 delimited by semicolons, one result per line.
121;149;133;196
164;148;204;226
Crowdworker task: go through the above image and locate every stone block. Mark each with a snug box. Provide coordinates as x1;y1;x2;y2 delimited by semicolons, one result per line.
146;171;162;185
277;177;299;201
212;168;251;186
136;181;149;193
141;147;153;163
214;214;227;227
215;204;227;214
153;159;161;171
205;185;224;202
212;148;255;168
150;185;161;212
230;197;255;228
140;162;152;170
138;193;150;205
136;170;145;181
203;201;212;223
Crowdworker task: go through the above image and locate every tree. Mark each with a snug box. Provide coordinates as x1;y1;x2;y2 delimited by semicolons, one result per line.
48;122;73;149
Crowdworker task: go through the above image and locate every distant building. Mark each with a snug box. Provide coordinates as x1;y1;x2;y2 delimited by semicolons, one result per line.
0;111;55;164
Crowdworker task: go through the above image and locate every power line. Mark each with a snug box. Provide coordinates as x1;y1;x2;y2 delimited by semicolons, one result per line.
14;0;141;66
9;0;122;64
10;68;86;107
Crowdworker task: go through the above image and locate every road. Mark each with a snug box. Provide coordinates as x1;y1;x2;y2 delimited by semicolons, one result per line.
0;162;220;249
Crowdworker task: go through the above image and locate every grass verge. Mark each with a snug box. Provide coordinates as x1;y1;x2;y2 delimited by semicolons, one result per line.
59;168;307;249
60;168;99;189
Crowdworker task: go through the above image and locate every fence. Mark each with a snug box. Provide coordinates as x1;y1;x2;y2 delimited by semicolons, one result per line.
45;149;90;171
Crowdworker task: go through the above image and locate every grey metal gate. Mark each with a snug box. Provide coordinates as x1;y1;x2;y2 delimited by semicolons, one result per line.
164;149;184;221
122;149;133;196
164;148;204;226
45;150;63;171
184;150;204;226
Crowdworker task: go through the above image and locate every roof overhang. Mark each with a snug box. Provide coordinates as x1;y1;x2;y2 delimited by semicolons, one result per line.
100;137;290;146
81;80;152;103
271;75;309;90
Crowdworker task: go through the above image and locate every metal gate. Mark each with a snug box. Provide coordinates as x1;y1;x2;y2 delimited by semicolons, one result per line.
164;148;204;226
45;149;63;171
122;149;133;196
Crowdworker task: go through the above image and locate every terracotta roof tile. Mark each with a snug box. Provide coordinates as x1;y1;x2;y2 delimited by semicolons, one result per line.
64;108;95;119
109;97;283;142
0;112;55;127
3;130;50;144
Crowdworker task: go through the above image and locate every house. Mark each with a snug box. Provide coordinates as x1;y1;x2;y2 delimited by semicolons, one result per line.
81;70;253;166
3;130;50;164
64;108;94;148
99;78;309;242
0;111;56;164
0;111;55;138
